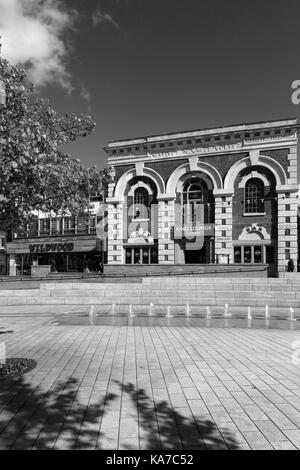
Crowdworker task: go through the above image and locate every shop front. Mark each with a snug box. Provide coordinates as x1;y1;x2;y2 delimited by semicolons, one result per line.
6;236;104;276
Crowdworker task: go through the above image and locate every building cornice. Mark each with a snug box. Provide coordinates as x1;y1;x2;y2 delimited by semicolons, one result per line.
105;118;297;150
107;136;297;167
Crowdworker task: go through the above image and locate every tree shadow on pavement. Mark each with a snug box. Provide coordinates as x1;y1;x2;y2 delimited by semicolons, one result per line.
0;375;116;450
0;374;240;450
116;382;240;450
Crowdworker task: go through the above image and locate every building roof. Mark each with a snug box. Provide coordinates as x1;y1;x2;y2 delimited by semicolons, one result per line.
105;117;298;150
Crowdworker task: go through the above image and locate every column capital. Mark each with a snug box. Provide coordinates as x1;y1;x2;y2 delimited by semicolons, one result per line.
276;184;299;194
213;189;234;197
106;197;125;204
157;193;176;201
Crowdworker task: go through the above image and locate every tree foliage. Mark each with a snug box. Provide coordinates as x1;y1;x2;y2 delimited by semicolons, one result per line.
0;57;110;234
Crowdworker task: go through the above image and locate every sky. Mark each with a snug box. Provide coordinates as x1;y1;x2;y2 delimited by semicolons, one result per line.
1;0;300;170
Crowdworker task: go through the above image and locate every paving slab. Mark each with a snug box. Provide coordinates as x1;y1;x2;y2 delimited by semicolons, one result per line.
0;314;300;449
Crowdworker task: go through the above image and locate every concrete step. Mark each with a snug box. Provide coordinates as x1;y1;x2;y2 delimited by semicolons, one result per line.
1;296;299;308
1;276;300;308
1;286;300;298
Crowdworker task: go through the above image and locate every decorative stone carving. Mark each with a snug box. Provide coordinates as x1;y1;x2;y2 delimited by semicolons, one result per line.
249;150;260;166
188;156;199;172
108;166;116;182
238;224;270;241
128;227;153;244
135;162;144;176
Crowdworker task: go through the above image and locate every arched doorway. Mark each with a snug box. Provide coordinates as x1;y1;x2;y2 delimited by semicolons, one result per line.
175;174;215;264
124;176;159;265
233;165;278;276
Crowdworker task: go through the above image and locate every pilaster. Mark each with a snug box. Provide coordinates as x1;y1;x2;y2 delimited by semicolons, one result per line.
277;188;298;272
214;191;233;263
107;201;124;264
158;199;175;264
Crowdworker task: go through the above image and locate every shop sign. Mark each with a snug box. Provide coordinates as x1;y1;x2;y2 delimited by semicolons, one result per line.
174;223;215;237
29;242;74;253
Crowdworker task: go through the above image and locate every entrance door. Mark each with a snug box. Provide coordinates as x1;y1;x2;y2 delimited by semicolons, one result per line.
185;238;211;264
185;248;205;264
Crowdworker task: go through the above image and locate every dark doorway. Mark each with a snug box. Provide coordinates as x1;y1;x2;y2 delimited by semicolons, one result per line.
185;238;213;264
185;247;206;264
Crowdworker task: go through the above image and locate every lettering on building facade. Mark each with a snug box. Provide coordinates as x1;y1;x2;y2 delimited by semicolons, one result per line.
147;143;243;159
29;242;74;253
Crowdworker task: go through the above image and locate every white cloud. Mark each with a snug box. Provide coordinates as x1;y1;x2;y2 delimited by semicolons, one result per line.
79;83;92;112
80;84;91;104
92;7;119;29
0;0;76;92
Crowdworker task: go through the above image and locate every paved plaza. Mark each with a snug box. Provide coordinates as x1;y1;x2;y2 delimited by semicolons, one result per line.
1;314;300;450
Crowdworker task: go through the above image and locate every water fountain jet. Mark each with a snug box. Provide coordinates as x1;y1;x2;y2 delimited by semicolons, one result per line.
290;307;296;322
89;305;95;325
129;304;134;317
149;303;153;316
166;305;173;318
247;306;252;321
224;303;231;318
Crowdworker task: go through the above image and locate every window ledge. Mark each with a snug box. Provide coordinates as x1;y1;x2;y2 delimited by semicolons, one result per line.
243;212;266;217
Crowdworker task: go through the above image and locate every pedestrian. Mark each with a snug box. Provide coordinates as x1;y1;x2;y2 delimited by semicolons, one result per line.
51;259;57;273
83;260;90;273
287;257;295;273
99;261;104;274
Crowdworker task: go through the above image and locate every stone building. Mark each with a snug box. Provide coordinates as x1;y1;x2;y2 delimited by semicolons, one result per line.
104;118;299;277
5;196;106;276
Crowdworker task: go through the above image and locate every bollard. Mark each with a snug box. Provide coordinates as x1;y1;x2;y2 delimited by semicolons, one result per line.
0;342;6;365
111;303;116;316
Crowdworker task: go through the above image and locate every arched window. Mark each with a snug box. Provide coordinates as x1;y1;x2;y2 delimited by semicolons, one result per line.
185;181;205;202
245;178;265;214
182;179;209;223
134;187;149;219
